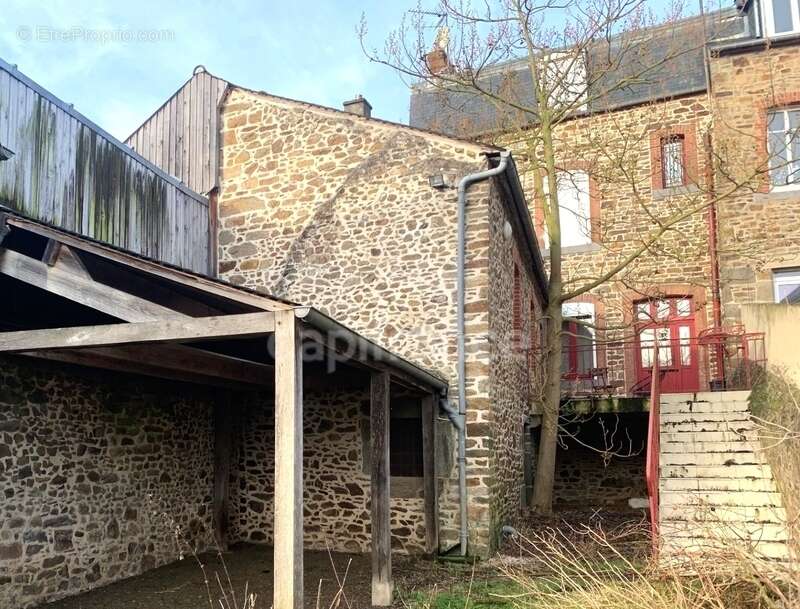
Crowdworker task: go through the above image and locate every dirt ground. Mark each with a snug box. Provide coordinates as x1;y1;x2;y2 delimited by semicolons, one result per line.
38;544;458;609
40;545;376;609
39;511;647;609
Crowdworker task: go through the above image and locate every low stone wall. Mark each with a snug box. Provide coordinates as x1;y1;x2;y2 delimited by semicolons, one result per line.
229;388;428;554
552;413;649;511
0;356;215;609
553;447;647;510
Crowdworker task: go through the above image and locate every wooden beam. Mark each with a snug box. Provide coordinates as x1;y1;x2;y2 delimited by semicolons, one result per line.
0;312;275;353
370;370;393;607
273;310;303;609
302;329;435;394
0;213;10;246
421;394;439;555
24;344;273;388
5;216;293;312
41;239;62;266
213;399;233;550
0;247;272;384
0;247;185;322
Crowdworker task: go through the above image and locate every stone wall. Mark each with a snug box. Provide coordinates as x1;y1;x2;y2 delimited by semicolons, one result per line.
228;387;426;554
709;46;800;323
552;414;649;510
487;187;545;540
503;94;715;395
217;88;545;554
0;356;215;609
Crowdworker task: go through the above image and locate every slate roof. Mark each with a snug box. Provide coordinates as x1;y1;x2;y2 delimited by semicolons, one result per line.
409;8;747;137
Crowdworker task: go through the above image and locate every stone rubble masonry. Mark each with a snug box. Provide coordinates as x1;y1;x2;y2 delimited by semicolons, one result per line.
495;43;800;395
217;87;545;555
228;388;426;554
709;47;800;324
506;94;714;394
0;355;216;609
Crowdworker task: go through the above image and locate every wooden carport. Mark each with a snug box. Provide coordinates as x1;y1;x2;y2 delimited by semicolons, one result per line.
0;210;444;609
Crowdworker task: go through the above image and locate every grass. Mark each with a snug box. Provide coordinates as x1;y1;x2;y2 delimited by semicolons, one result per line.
399;519;799;609
401;577;525;609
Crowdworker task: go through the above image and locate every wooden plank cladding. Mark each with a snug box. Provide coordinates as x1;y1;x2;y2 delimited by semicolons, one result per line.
125;68;229;196
0;58;210;275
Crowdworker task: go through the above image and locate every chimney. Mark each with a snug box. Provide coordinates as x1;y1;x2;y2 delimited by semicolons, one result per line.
424;48;450;75
343;95;372;118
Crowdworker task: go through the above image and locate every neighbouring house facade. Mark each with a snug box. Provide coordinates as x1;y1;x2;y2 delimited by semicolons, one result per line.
410;1;800;401
0;50;547;607
410;0;799;556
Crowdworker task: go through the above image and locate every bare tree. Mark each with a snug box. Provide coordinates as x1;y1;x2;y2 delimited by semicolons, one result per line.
361;0;781;513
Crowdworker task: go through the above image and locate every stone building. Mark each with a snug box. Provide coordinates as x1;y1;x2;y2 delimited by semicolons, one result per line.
0;49;547;607
411;0;800;393
410;0;798;556
126;72;550;559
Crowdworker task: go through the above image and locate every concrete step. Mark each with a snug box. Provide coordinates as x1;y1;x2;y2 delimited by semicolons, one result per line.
661;452;764;467
659;391;752;405
662;464;774;479
660;414;754;428
662;477;779;493
662;430;756;443
660;490;784;509
661;538;789;561
661;504;787;525
661;441;758;454
660;400;750;415
660;520;790;543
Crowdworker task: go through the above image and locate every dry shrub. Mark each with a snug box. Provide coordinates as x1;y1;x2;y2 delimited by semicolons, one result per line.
750;367;800;553
498;524;799;609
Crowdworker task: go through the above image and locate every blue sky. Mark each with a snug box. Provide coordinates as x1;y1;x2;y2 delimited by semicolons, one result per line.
0;1;416;141
0;0;705;142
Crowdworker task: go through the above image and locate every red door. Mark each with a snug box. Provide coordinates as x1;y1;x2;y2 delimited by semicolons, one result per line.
634;297;700;393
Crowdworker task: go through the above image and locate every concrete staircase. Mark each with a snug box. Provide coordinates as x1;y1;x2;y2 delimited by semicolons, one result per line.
658;391;791;561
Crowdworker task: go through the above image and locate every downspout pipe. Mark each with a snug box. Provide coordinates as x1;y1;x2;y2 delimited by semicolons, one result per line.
452;151;511;556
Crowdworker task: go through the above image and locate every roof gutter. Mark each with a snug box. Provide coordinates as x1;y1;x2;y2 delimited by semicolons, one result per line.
293;306;448;394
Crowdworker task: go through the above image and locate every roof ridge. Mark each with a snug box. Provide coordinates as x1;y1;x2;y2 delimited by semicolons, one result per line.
227;82;501;152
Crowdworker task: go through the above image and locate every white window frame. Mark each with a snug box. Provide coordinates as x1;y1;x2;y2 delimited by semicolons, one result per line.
541;171;592;248
541;50;588;113
764;0;800;37
767;106;800;190
773;268;800;303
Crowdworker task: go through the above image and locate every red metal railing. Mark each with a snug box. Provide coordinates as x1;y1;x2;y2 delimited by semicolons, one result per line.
560;330;766;397
645;342;661;557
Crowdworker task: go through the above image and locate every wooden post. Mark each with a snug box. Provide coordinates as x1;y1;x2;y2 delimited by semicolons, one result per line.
421;394;439;555
274;311;303;609
370;371;393;607
213;398;232;551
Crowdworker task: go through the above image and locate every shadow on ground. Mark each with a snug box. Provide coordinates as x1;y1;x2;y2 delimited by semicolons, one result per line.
39;544;377;609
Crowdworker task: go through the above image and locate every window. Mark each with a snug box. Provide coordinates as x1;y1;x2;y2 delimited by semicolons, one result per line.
390;399;424;477
764;0;800;36
774;269;800;303
561;302;596;376
542;171;592;248
513;264;523;350
661;134;686;188
541;50;588;112
767;107;800;188
650;126;697;192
